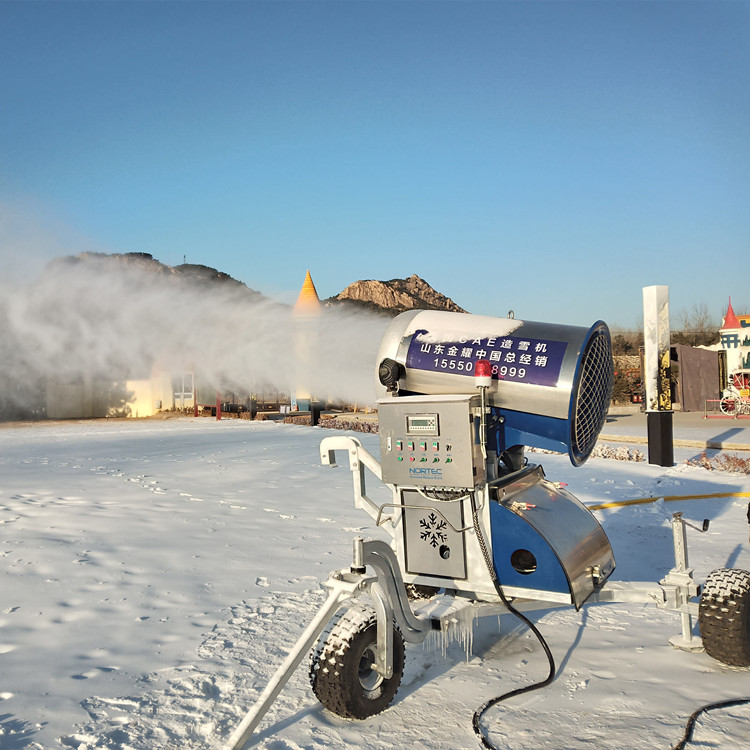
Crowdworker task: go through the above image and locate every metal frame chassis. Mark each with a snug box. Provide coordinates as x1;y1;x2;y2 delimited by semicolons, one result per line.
224;436;705;749
319;436;704;647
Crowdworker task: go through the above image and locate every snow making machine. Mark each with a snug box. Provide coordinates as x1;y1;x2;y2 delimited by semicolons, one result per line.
225;310;750;750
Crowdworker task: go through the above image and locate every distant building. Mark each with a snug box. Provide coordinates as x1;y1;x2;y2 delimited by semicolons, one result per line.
46;365;194;419
719;297;750;373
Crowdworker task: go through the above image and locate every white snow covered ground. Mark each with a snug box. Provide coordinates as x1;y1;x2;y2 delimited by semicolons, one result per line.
2;416;750;750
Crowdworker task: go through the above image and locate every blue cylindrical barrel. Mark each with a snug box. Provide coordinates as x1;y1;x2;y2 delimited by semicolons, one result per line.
375;310;613;465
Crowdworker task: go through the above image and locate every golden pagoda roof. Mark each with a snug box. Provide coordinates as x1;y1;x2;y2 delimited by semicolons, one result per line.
293;270;322;315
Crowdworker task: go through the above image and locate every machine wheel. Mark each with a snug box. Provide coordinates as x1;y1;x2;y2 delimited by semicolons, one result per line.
720;395;738;415
310;603;405;719
698;568;750;667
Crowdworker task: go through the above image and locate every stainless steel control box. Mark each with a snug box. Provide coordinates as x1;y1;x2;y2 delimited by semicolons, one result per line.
378;395;483;488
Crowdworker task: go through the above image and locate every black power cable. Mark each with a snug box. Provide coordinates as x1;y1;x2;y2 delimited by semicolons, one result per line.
671;697;750;750
469;493;556;750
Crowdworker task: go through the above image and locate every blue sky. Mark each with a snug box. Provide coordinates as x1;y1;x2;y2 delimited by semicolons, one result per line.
1;0;748;329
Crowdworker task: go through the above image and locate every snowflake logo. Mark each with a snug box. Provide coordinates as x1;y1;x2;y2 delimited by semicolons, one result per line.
419;512;448;548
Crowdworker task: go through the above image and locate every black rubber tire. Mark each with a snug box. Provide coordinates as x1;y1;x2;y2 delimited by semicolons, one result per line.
699;568;750;667
310;604;405;719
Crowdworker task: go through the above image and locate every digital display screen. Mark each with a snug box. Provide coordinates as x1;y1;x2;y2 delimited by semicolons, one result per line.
406;414;438;434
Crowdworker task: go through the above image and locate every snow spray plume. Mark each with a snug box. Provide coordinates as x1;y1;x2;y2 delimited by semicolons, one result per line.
0;255;391;419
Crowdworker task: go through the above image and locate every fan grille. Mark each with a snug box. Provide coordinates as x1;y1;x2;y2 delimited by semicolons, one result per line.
571;326;614;465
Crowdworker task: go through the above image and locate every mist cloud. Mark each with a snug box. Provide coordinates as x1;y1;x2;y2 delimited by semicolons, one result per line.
0;254;391;417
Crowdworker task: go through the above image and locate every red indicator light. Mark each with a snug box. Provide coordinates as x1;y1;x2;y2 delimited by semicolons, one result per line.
475;359;492;387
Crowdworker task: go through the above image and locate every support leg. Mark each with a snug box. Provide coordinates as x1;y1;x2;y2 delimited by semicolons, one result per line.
223;581;358;750
661;513;704;652
222;539;429;749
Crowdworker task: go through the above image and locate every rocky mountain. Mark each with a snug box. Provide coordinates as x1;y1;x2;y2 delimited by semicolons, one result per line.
47;255;463;316
328;274;466;315
48;252;266;298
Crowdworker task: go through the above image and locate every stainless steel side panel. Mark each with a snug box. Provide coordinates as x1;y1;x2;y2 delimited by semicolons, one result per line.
493;469;616;608
401;489;468;580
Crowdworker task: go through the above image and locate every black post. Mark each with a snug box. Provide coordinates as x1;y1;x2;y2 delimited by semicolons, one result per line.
310;400;321;427
647;410;674;467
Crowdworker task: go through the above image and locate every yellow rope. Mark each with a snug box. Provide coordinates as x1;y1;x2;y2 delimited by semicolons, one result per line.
588;492;750;512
